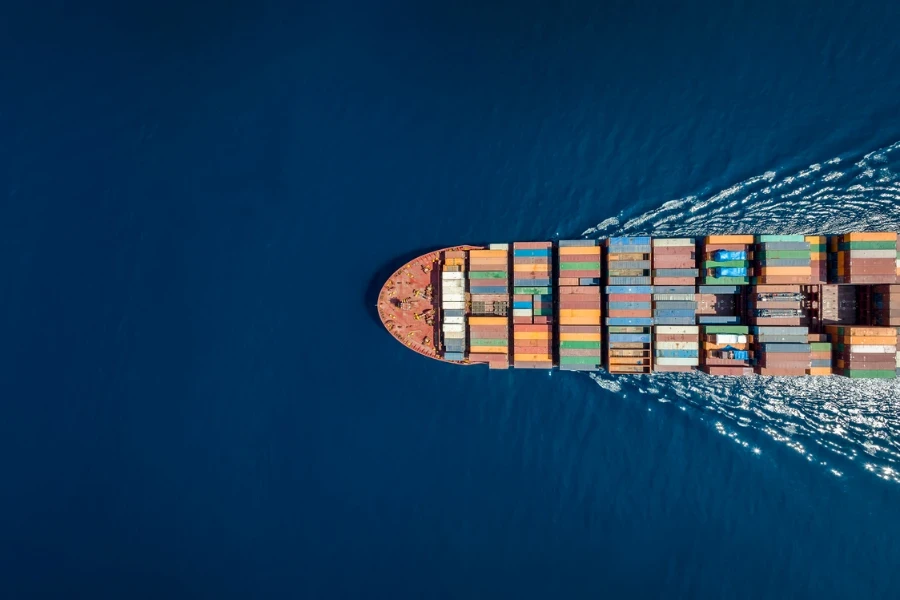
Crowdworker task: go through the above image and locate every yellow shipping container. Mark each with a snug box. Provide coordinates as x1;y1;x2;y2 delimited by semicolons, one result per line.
469;250;508;258
559;317;602;325
513;332;551;340
468;346;508;354
513;264;551;272
843;232;898;242
807;368;832;376
607;253;647;261
559;309;602;317
705;235;755;244
759;267;812;275
558;247;600;255
514;353;552;361
804;235;826;243
825;326;896;336
468;317;508;325
559;333;602;341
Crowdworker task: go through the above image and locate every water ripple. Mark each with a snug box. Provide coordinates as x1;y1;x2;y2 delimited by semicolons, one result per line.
582;139;900;484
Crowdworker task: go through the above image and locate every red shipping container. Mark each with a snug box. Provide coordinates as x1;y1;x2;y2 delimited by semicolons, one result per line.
532;316;551;324
512;316;533;324
559;287;601;295
651;277;697;285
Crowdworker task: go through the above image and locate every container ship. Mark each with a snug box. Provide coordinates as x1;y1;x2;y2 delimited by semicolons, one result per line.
377;234;900;378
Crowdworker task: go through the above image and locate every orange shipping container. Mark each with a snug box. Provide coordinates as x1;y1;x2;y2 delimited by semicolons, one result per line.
705;235;755;244
469;250;508;258
514;353;552;361
843;232;897;242
468;346;508;354
560;317;603;325
559;309;602;317
558;247;601;255
759;267;812;275
513;332;551;340
469;317;508;325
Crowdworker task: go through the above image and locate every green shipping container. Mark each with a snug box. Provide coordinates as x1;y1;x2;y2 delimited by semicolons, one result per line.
842;370;896;379
704;325;749;334
514;287;552;295
809;342;832;351
839;241;896;250
468;338;508;346
533;308;553;317
559;356;602;365
757;250;813;259
560;341;603;349
703;276;750;285
756;234;807;242
560;262;601;270
468;271;508;279
702;260;749;268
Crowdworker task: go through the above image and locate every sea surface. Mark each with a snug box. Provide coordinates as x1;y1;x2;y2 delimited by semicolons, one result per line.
3;0;900;598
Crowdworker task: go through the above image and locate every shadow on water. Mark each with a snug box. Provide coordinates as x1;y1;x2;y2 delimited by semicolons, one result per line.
364;244;485;325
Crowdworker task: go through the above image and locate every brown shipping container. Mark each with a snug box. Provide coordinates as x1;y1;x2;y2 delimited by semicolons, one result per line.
557;278;581;285
560;326;604;333
653;247;697;255
754;285;802;293
652;258;697;268
608;343;647;350
563;270;604;278
704;366;754;376
512;316;533;324
514;242;552;249
514;257;551;264
514;361;555;369
514;324;552;332
532;316;552;324
559;301;602;309
651;277;698;285
703;357;751;366
558;254;603;263
607;253;648;261
559;287;602;295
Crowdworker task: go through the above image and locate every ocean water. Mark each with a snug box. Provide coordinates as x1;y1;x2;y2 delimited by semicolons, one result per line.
3;0;900;598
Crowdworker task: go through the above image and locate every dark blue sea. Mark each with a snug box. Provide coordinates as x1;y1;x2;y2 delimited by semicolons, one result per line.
3;0;900;598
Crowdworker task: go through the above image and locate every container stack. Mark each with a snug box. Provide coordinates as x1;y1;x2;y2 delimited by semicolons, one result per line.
700;325;753;376
466;316;509;368
832;232;899;284
753;235;811;285
807;235;828;284
606;284;653;374
440;250;467;361
871;285;900;327
651;238;698;285
557;240;603;371
653;326;700;372
752;325;810;376
512;242;553;368
749;285;807;326
701;235;753;285
696;285;743;325
465;246;509;369
820;284;857;325
807;333;833;376
825;326;898;379
606;237;652;286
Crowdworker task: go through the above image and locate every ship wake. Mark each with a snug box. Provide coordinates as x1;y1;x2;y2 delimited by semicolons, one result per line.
583;139;900;484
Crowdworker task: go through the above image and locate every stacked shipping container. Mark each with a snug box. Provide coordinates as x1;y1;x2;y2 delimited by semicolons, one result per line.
700;325;753;375
441;251;467;361
753;235;811;285
831;232;898;284
606;237;652;373
749;285;807;326
807;333;833;376
557;240;603;371
466;246;510;369
871;285;900;327
702;235;753;285
825;326;898;379
807;235;828;284
752;324;810;376
512;242;553;368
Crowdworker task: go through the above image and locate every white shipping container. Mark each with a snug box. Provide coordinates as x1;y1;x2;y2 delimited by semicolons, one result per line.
652;238;696;247
442;323;465;333
442;271;464;280
847;249;896;258
655;325;699;334
896;352;900;367
442;293;466;302
654;357;700;366
442;330;465;339
444;316;465;325
651;294;695;301
654;341;699;350
442;301;466;310
512;308;533;317
849;345;896;353
712;334;747;344
489;243;510;250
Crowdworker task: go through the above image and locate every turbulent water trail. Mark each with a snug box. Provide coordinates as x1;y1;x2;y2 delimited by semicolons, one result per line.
583;139;900;484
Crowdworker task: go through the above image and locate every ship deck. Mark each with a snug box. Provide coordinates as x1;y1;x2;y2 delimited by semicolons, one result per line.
377;246;479;362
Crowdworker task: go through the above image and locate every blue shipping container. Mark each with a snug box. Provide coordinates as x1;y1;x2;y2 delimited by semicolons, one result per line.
654;309;696;318
609;334;652;343
607;318;654;326
513;301;533;309
715;267;748;277
471;286;508;295
608;236;651;245
655;349;699;358
579;278;602;285
513;249;550;257
698;315;742;324
606;286;654;295
444;352;466;361
714;250;748;261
